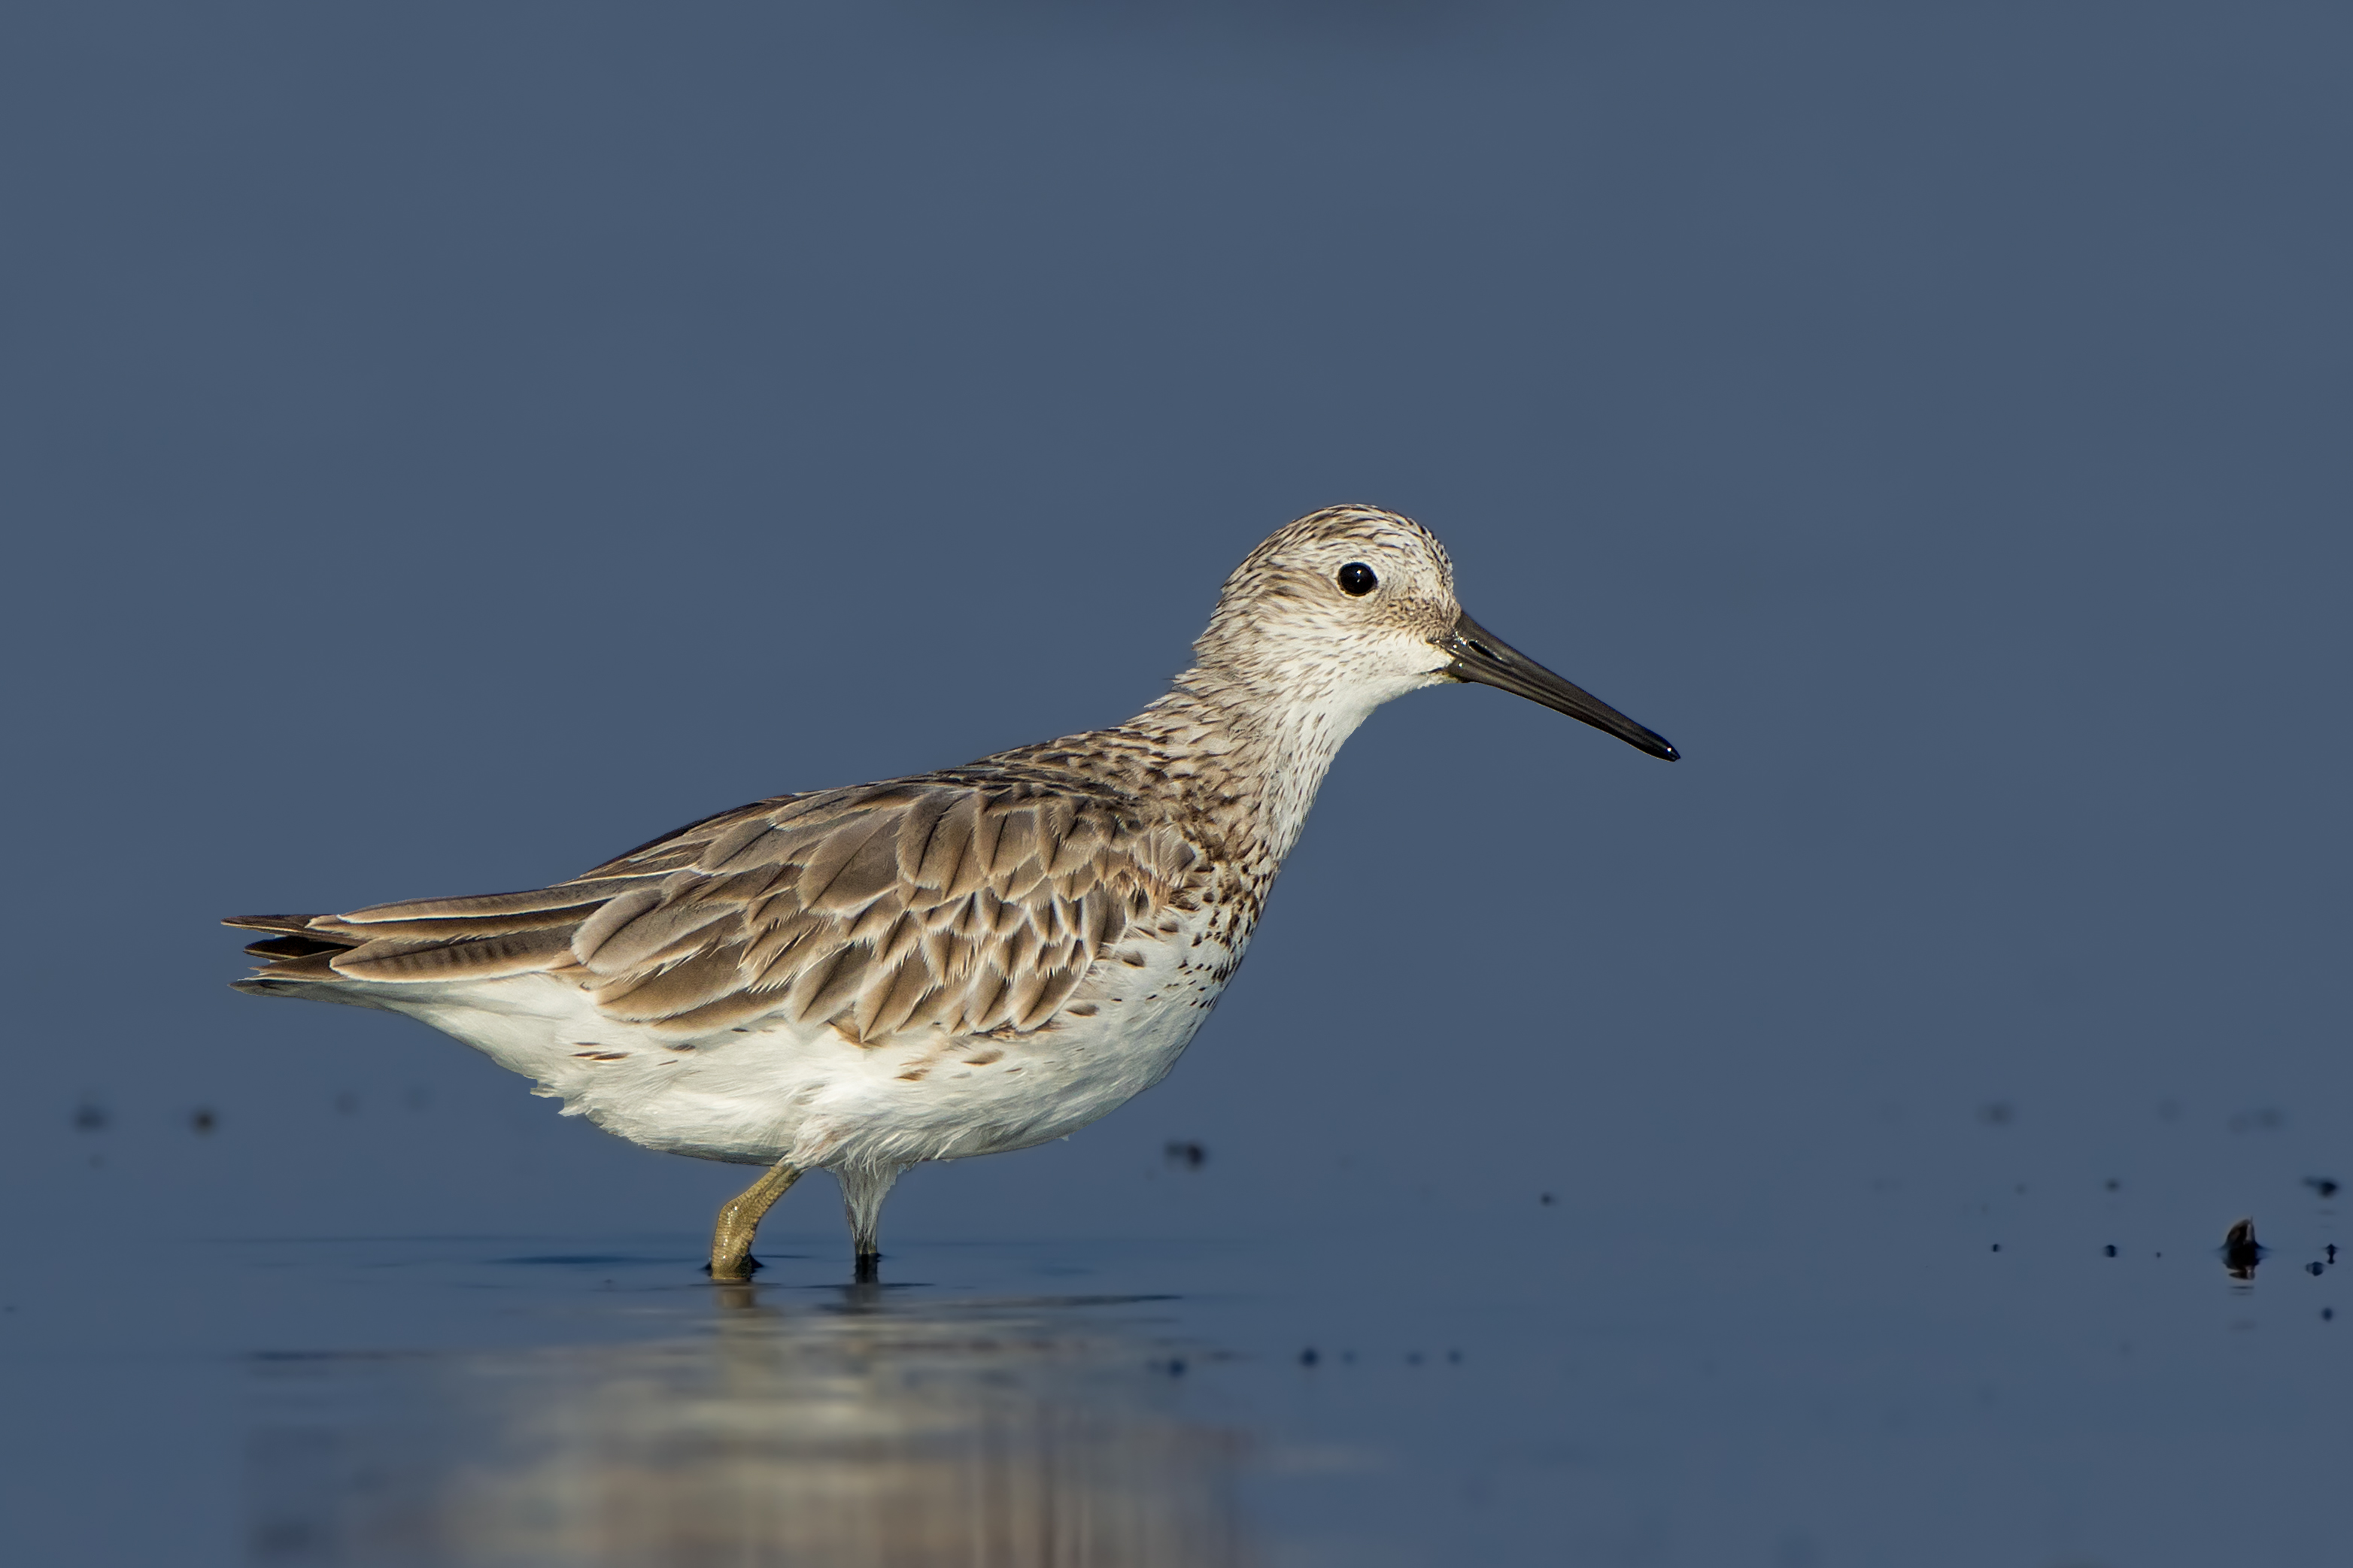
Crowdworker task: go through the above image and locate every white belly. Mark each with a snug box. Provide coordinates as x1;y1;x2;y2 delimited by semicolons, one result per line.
372;923;1240;1172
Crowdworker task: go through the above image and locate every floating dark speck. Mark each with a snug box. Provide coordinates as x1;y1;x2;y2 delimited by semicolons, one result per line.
2305;1176;2340;1199
2307;1261;2325;1277
1162;1140;1206;1170
1990;1243;2002;1253
2103;1245;2118;1257
190;1108;217;1135
1978;1100;2015;1127
1298;1348;1318;1366
73;1099;108;1133
2221;1217;2265;1281
1538;1193;1556;1206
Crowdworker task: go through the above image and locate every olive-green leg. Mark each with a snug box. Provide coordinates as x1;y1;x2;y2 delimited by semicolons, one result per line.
709;1161;800;1281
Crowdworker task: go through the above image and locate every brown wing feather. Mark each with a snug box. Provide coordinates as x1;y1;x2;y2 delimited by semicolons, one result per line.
227;777;1187;1043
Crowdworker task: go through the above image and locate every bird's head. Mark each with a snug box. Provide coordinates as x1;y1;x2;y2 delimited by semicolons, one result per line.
1195;504;1677;761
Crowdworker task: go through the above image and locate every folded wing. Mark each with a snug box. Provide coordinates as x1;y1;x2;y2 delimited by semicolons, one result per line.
229;776;1200;1042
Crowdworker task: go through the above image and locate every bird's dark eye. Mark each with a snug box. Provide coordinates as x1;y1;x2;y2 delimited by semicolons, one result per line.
1337;562;1378;596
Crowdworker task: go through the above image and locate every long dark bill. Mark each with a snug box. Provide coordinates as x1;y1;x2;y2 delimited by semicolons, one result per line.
1439;611;1679;761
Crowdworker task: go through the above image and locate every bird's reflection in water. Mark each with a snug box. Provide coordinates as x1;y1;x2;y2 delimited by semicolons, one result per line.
247;1278;1255;1567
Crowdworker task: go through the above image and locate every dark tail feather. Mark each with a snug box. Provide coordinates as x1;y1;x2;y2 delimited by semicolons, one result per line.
239;933;351;960
223;913;329;935
225;911;369;990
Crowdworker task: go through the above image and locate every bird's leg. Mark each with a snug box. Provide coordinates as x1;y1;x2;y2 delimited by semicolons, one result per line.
709;1161;800;1281
837;1163;907;1281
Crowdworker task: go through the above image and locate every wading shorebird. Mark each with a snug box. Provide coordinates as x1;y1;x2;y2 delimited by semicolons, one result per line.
227;505;1676;1279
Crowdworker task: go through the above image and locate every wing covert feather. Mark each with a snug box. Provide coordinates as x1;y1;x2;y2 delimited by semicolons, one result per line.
254;777;1188;1042
566;781;1174;1041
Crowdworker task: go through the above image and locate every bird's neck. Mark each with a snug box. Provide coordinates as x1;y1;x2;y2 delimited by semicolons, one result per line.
1113;662;1387;868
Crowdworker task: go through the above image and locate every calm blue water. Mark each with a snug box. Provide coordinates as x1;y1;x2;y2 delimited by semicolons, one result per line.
5;1133;2343;1564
